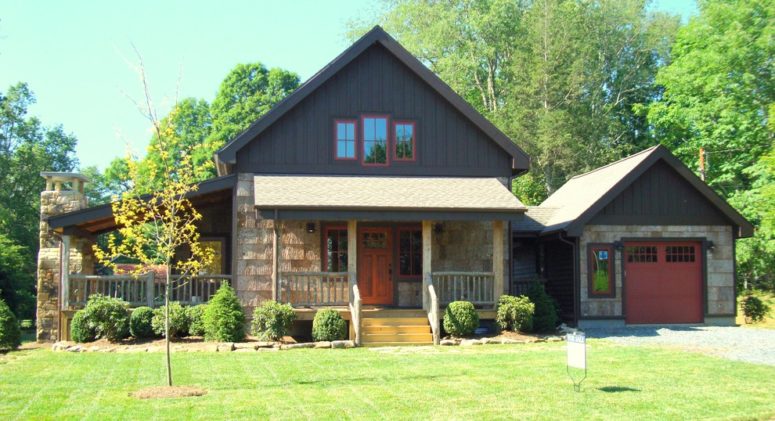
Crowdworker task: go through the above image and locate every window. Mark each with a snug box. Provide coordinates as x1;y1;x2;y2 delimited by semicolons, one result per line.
324;227;348;272
362;232;388;249
394;121;416;161
398;228;422;277
334;120;356;160
666;245;696;263
199;239;225;274
626;246;657;263
362;116;388;165
588;244;614;297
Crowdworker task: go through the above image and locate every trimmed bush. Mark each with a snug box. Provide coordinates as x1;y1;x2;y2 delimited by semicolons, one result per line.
203;284;245;342
0;298;21;351
742;294;770;323
187;304;207;337
152;302;190;338
443;301;479;337
496;295;534;332
312;309;346;341
71;294;130;342
70;310;96;343
526;282;559;333
129;306;156;339
252;300;296;341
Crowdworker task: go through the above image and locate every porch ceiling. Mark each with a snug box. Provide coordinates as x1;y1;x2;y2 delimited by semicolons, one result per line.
253;176;526;214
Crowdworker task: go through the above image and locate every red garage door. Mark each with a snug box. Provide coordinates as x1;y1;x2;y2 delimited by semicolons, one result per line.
624;241;703;324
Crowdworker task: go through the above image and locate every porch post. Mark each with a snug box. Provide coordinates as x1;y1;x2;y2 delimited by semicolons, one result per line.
422;220;433;311
61;235;71;310
493;220;505;305
347;220;357;296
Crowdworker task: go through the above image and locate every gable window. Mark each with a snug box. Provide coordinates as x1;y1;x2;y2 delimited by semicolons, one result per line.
324;226;348;272
334;120;357;160
398;227;422;277
362;116;388;165
394;121;416;161
588;244;614;297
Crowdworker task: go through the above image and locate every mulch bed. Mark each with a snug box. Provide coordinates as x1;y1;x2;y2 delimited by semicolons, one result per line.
130;386;207;399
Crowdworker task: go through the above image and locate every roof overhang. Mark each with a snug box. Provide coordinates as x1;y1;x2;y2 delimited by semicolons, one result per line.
253;175;526;220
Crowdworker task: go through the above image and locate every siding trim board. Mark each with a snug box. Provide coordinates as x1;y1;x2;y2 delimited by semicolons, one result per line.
215;26;529;172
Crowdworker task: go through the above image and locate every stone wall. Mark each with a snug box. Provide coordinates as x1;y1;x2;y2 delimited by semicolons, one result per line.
37;186;91;341
579;225;735;320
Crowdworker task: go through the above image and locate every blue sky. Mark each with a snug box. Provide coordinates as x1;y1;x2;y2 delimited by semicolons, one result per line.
0;0;697;171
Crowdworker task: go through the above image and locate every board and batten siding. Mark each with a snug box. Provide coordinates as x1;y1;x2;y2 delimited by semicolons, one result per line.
589;161;730;226
235;44;513;177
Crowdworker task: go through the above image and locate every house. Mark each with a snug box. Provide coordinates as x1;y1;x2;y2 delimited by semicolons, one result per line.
36;26;752;345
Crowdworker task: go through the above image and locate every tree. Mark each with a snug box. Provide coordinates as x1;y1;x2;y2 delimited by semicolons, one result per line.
207;63;299;159
93;61;213;387
0;82;78;319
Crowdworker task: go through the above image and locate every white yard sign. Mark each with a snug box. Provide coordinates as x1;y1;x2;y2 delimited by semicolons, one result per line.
566;332;586;369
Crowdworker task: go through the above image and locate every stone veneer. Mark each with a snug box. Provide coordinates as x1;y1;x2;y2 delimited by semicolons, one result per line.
234;175;510;311
37;179;94;341
579;224;735;320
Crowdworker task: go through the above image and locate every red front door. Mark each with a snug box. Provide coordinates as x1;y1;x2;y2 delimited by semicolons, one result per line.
624;241;703;324
358;227;393;305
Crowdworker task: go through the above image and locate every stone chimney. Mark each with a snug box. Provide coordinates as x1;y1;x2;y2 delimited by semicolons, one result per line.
36;172;90;342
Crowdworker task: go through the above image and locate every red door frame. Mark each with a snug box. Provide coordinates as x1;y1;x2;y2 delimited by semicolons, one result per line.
624;241;703;324
357;226;394;305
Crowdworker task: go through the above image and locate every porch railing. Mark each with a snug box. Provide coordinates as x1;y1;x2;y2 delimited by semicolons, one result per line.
67;273;231;308
278;272;349;307
431;271;496;307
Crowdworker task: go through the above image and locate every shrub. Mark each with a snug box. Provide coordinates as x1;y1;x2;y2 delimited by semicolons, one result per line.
129;306;156;339
312;309;346;341
70;310;96;343
187;304;207;337
203;284;245;342
526;281;559;333
496;295;535;332
0;298;21;351
443;301;479;337
742;294;770;323
72;294;130;342
152;302;190;338
252;300;296;341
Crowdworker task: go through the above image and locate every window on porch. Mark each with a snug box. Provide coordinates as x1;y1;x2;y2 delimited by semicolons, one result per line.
398;227;422;278
324;226;348;272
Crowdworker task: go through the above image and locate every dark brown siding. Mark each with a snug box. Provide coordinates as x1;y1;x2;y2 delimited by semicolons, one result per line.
235;44;513;177
542;239;574;322
512;237;538;295
590;160;730;226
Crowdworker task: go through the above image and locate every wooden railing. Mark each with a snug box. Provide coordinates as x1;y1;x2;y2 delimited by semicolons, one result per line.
67;274;231;308
278;272;349;307
431;271;496;307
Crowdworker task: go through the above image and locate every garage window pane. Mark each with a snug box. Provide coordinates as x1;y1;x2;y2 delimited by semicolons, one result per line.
588;244;615;297
626;246;657;263
666;245;695;263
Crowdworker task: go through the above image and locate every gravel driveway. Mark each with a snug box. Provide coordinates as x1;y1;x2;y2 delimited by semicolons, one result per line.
584;326;775;366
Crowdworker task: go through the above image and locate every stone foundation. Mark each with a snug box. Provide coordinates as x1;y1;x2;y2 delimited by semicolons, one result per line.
579;224;735;320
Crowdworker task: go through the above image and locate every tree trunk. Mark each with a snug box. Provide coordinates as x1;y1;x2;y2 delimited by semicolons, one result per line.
165;265;172;387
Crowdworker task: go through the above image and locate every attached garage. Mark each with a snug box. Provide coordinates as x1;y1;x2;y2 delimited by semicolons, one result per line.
623;241;703;324
511;145;754;327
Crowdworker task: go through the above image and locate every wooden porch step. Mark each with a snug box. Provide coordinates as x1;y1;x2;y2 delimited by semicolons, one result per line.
362;317;429;327
361;325;431;334
361;309;427;318
361;333;434;343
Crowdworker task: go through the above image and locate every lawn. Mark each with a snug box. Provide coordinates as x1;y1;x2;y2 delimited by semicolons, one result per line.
1;342;774;420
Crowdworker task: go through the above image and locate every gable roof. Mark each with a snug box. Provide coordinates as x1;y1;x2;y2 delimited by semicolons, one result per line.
215;26;529;173
538;145;753;237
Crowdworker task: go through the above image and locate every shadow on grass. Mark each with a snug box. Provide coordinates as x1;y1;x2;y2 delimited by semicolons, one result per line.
598;386;641;393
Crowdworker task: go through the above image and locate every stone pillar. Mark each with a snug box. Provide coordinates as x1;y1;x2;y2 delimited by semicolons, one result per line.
36;172;90;342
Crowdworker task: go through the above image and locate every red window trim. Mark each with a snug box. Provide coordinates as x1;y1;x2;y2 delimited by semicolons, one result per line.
360;114;391;167
333;119;358;161
393;120;417;162
322;225;348;272
396;225;422;279
587;243;615;298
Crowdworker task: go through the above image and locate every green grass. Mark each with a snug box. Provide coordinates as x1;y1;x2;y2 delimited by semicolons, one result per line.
1;342;774;420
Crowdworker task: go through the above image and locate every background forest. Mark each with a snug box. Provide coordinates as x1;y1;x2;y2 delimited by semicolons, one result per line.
0;0;772;321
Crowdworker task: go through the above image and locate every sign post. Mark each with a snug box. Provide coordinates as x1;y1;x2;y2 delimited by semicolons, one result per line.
566;331;587;392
